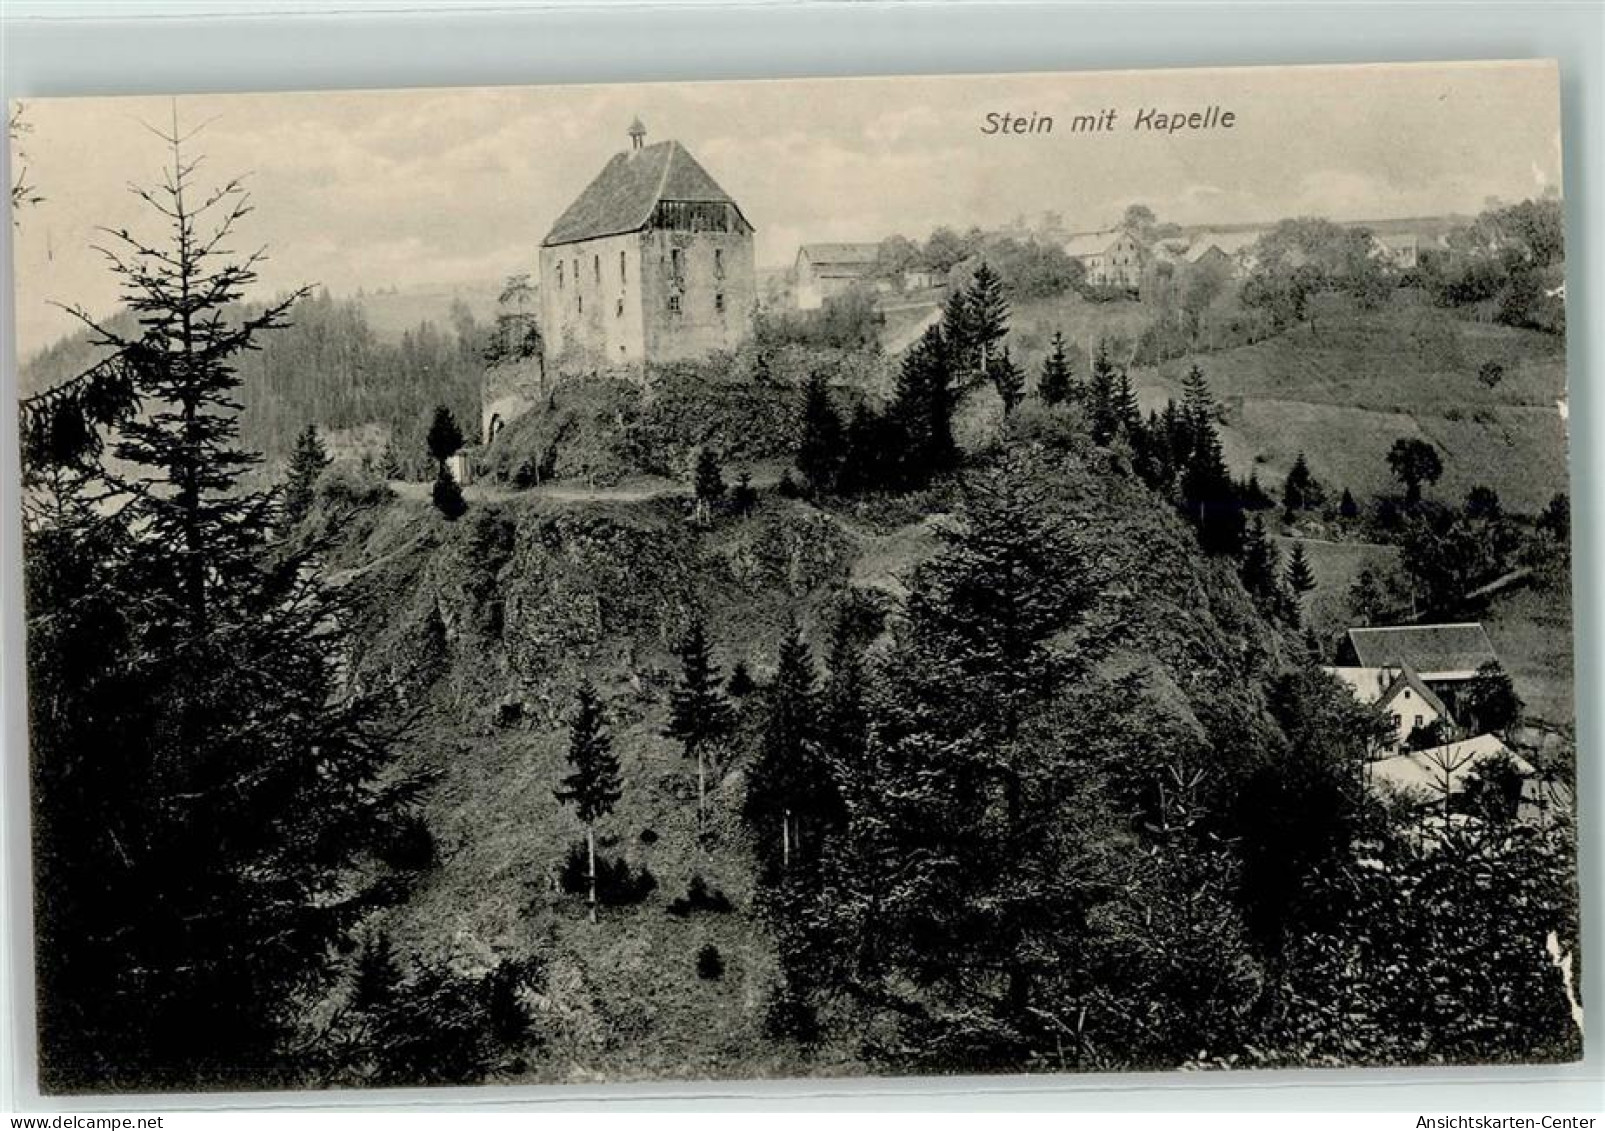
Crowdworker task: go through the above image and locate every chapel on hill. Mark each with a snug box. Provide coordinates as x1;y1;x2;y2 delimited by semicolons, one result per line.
539;120;756;372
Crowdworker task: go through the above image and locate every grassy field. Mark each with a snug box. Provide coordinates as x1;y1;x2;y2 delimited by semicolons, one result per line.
1273;535;1401;639
1482;578;1576;729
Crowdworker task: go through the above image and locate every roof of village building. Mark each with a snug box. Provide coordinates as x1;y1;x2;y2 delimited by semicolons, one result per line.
1062;229;1132;258
1185;230;1264;259
1367;733;1533;802
797;242;882;269
543;138;749;248
1344;623;1499;679
1330;663;1450;720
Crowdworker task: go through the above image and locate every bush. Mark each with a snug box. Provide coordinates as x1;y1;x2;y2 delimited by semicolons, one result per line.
696;944;725;981
557;842;657;906
639;828;659;845
666;874;734;917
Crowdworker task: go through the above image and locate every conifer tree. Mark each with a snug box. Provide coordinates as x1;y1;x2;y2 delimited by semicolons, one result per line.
727;660;757;698
890;323;959;486
554;682;623;923
1180;423;1246;556
940;285;979;377
21;126;426;1091
1181;364;1214;436
1339;487;1360;521
1285;542;1318;625
1038;331;1077;406
692;448;726;524
1112;369;1142;437
427;405;465;467
432;461;468;520
1282;453;1325;518
1239;517;1283;603
1087;342;1121;445
745;622;835;874
992;346;1026;416
796;372;844;493
665;617;734;823
281;423;329;532
1347;567;1385;626
967;261;1010;375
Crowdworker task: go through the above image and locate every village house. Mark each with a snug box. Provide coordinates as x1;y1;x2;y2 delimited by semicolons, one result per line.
1331;621;1501;735
1063;228;1146;290
539;120;756;373
1329;662;1452;752
794;243;883;310
1368;232;1420;271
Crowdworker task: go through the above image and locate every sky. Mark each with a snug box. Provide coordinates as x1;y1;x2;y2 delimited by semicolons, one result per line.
9;59;1562;358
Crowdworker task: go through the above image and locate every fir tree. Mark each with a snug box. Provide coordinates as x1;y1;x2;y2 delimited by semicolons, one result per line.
890;323;959;486
1347;567;1385;626
1180;424;1246;556
1339;486;1361;521
1239;517;1283;603
21;126;426;1090
432;461;468;520
1038;331;1077;406
992;346;1026;416
940;285;978;377
727;660;757;698
554;682;623;923
1282;453;1324;518
426;405;465;467
795;372;844;493
730;471;759;517
1087;342;1121;445
665;617;734;823
967;261;1010;375
745;622;836;875
281;423;329;532
1284;542;1318;625
692;448;726;524
1112;369;1142;437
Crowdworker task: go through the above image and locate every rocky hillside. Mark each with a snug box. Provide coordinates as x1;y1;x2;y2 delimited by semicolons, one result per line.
306;424;1297;1082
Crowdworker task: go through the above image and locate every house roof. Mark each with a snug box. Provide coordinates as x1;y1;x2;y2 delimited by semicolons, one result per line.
1377;664;1451;720
543;139;749;248
1186;230;1264;257
1062;229;1129;258
1344;623;1499;679
1368;734;1534;802
798;242;881;269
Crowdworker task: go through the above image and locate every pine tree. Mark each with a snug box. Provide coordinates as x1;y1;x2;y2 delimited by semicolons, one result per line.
21;126;425;1091
426;405;465;467
554;682;623;923
890;323;959;486
1282;453;1324;518
432;461;468;520
1239;517;1282;603
1181;364;1214;437
1112;369;1142;437
992;346;1026;416
745;622;835;875
1285;542;1318;626
795;373;844;493
967;262;1010;375
281;423;329;532
1087;342;1121;445
1347;566;1385;626
1339;486;1360;521
940;286;978;377
727;661;757;698
730;471;759;517
692;448;726;524
1038;331;1077;406
828;452;1119;1065
665;617;734;824
1180;424;1246;556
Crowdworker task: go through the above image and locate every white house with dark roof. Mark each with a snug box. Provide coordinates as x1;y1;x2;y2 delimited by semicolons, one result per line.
1063;229;1146;289
539;120;756;372
794;243;883;310
1331;662;1452;752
